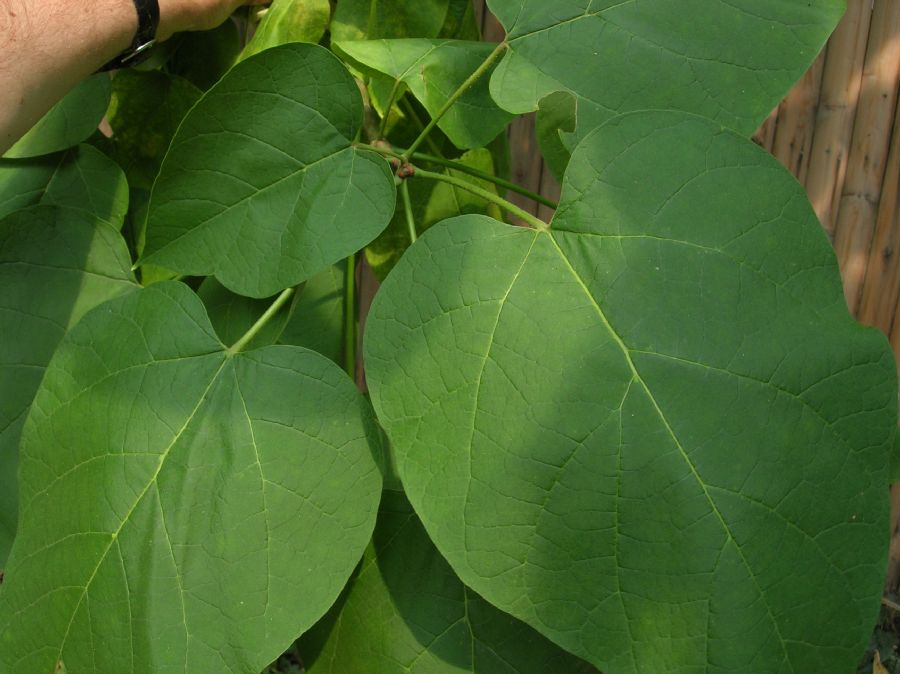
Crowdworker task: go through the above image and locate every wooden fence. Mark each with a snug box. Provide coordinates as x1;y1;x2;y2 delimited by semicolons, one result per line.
470;0;900;592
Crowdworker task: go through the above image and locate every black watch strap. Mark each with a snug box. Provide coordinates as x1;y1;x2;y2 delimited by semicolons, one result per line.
100;0;161;71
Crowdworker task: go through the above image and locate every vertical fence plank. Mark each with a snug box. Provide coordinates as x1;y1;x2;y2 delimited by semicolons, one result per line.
832;0;900;313
752;108;779;152
537;164;561;223
473;0;485;29
860;101;900;335
506;113;543;219
805;0;874;235
771;53;826;183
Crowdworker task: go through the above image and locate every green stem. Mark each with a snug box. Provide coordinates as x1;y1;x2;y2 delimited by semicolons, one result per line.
343;253;357;379
400;97;444;157
413;167;548;231
406;150;557;209
404;41;508;158
400;181;417;244
378;79;404;139
362;143;557;210
227;287;295;355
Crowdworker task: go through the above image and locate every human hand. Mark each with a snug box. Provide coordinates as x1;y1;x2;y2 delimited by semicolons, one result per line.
157;0;270;40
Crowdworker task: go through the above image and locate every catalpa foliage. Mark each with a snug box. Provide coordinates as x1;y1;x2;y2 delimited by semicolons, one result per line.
1;2;894;674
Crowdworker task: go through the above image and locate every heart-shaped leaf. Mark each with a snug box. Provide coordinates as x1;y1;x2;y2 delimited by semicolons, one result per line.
4;75;112;159
0;145;129;226
0;282;382;673
0;206;136;566
365;111;898;673
301;489;599;673
487;0;843;149
141;43;396;298
337;39;514;149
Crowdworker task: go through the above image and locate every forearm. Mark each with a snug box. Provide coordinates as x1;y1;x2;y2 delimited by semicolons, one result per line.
0;0;135;153
0;0;254;155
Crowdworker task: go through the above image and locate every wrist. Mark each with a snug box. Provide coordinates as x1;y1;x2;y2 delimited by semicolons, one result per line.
156;0;191;40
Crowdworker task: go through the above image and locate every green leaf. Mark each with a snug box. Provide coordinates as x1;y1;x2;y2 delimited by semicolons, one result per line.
365;149;502;280
331;0;476;40
535;91;577;181
4;75;112;159
241;0;331;61
198;277;297;349
365;111;898;673
0;144;129;226
280;263;346;364
167;19;242;90
0;282;382;673
487;0;844;144
0;206;136;566
141;43;396;298
301;490;599;673
107;70;203;190
337;39;514;149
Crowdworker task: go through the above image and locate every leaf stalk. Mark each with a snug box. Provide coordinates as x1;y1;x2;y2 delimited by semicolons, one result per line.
362;142;556;210
344;253;357;380
227;287;295;355
412;167;549;231
403;149;557;209
403;41;508;158
400;181;418;244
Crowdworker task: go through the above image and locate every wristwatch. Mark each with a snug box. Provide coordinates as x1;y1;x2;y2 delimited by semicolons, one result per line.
100;0;161;71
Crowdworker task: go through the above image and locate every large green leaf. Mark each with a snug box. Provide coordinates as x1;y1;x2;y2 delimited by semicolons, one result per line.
337;40;513;149
366;148;502;280
487;0;843;150
365;111;898;673
0;282;382;673
0;144;128;226
4;75;112;159
301;489;598;673
331;0;477;41
0;206;136;566
141;43;396;298
241;0;331;61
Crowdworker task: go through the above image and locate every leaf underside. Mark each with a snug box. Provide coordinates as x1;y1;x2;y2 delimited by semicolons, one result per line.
365;111;898;674
0;282;382;673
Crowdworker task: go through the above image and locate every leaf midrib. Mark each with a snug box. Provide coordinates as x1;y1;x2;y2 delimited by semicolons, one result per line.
143;147;360;265
53;355;231;664
542;230;795;671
